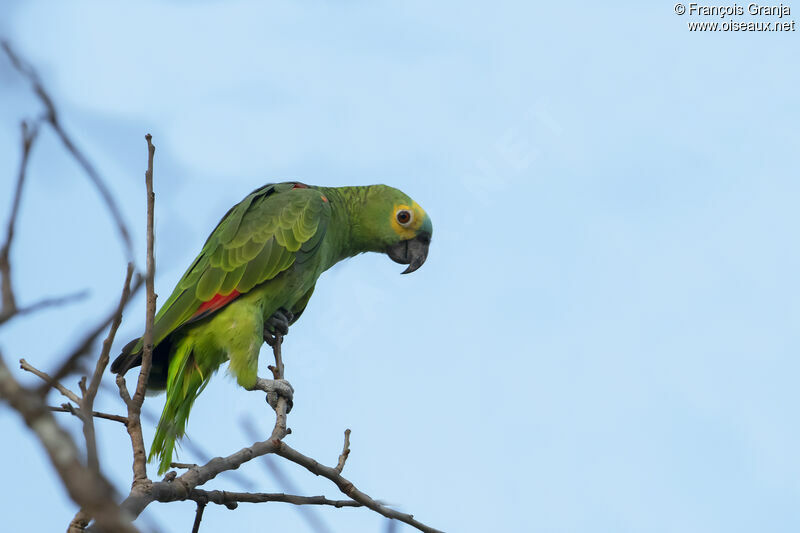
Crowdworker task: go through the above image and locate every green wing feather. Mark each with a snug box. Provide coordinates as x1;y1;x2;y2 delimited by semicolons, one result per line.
136;183;330;354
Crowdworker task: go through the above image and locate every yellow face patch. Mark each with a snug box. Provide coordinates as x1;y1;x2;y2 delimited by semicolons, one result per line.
390;201;426;240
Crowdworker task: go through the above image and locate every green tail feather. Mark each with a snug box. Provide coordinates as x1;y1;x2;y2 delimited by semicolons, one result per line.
148;341;211;474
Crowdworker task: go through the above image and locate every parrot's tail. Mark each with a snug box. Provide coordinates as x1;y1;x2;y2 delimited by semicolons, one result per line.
149;340;211;475
111;337;172;392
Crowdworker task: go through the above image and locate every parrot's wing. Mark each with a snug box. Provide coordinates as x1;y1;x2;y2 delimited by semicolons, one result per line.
151;182;330;347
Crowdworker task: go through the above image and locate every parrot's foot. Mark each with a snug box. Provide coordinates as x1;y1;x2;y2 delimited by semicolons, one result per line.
264;308;294;346
249;377;294;413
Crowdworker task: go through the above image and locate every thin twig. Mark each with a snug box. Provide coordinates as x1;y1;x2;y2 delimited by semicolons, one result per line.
1;40;133;262
116;374;133;406
122;134;157;484
275;442;444;533
113;134;157;496
9;290;89;321
49;405;128;424
190;500;206;533
335;429;351;474
189;489;362;509
132;135;156;410
0;354;135;532
0;120;39;326
242;418;336;533
20;358;81;404
82;263;135;473
40;273;143;396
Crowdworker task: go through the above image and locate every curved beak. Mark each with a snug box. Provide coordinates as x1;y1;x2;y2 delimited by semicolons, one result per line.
387;231;431;274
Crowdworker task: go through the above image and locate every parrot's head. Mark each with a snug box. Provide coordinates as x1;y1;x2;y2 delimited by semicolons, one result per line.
355;185;432;274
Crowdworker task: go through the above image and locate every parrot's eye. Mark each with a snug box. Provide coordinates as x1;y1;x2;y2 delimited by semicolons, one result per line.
396;209;413;226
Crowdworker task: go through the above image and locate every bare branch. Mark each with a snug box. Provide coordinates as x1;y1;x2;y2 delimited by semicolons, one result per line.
190;501;206;533
1;40;134;262
6;290;89;323
97;380;256;490
117;435;443;532
39;274;143;395
335;429;351;474
119;134;157;486
116;435;284;520
49;405;128;424
117;420;442;533
113;331;442;532
0;120;38;326
241;417;337;533
117;371;151;488
132;134;156;408
275;442;443;533
82;263;135;473
52;401;82;419
116;365;150;488
189;488;362;509
116;374;133;406
85;264;135;403
20;358;81;404
0;354;136;532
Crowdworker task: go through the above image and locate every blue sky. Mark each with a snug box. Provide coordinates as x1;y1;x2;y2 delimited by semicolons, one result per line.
1;1;799;532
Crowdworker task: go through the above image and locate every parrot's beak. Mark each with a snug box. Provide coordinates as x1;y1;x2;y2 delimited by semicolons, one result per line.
387;231;431;274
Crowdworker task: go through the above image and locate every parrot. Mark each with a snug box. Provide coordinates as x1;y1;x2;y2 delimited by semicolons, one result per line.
111;182;432;474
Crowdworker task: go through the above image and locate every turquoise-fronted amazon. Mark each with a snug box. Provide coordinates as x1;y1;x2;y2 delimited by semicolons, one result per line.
111;182;432;473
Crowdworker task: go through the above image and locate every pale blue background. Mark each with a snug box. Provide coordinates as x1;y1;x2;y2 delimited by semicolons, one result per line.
1;2;799;532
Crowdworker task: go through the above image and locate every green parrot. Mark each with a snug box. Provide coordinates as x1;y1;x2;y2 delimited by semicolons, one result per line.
111;182;432;474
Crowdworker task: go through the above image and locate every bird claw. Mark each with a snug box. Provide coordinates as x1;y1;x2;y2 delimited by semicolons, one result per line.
264;308;294;345
250;377;294;413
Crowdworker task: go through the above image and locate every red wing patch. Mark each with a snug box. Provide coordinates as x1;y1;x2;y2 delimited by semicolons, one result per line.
191;290;241;321
292;183;309;189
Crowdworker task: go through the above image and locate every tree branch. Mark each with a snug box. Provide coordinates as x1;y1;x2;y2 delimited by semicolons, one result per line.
39;273;143;396
1;40;134;263
116;438;283;520
115;335;293;522
118;134;157;486
132;134;156;408
8;290;89;322
49;404;128;424
189;488;363;509
19;358;82;404
269;335;290;441
0;120;38;326
335;428;351;474
112;331;442;532
190;500;206;533
0;354;136;532
243;418;342;533
274;441;444;533
82;263;136;472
